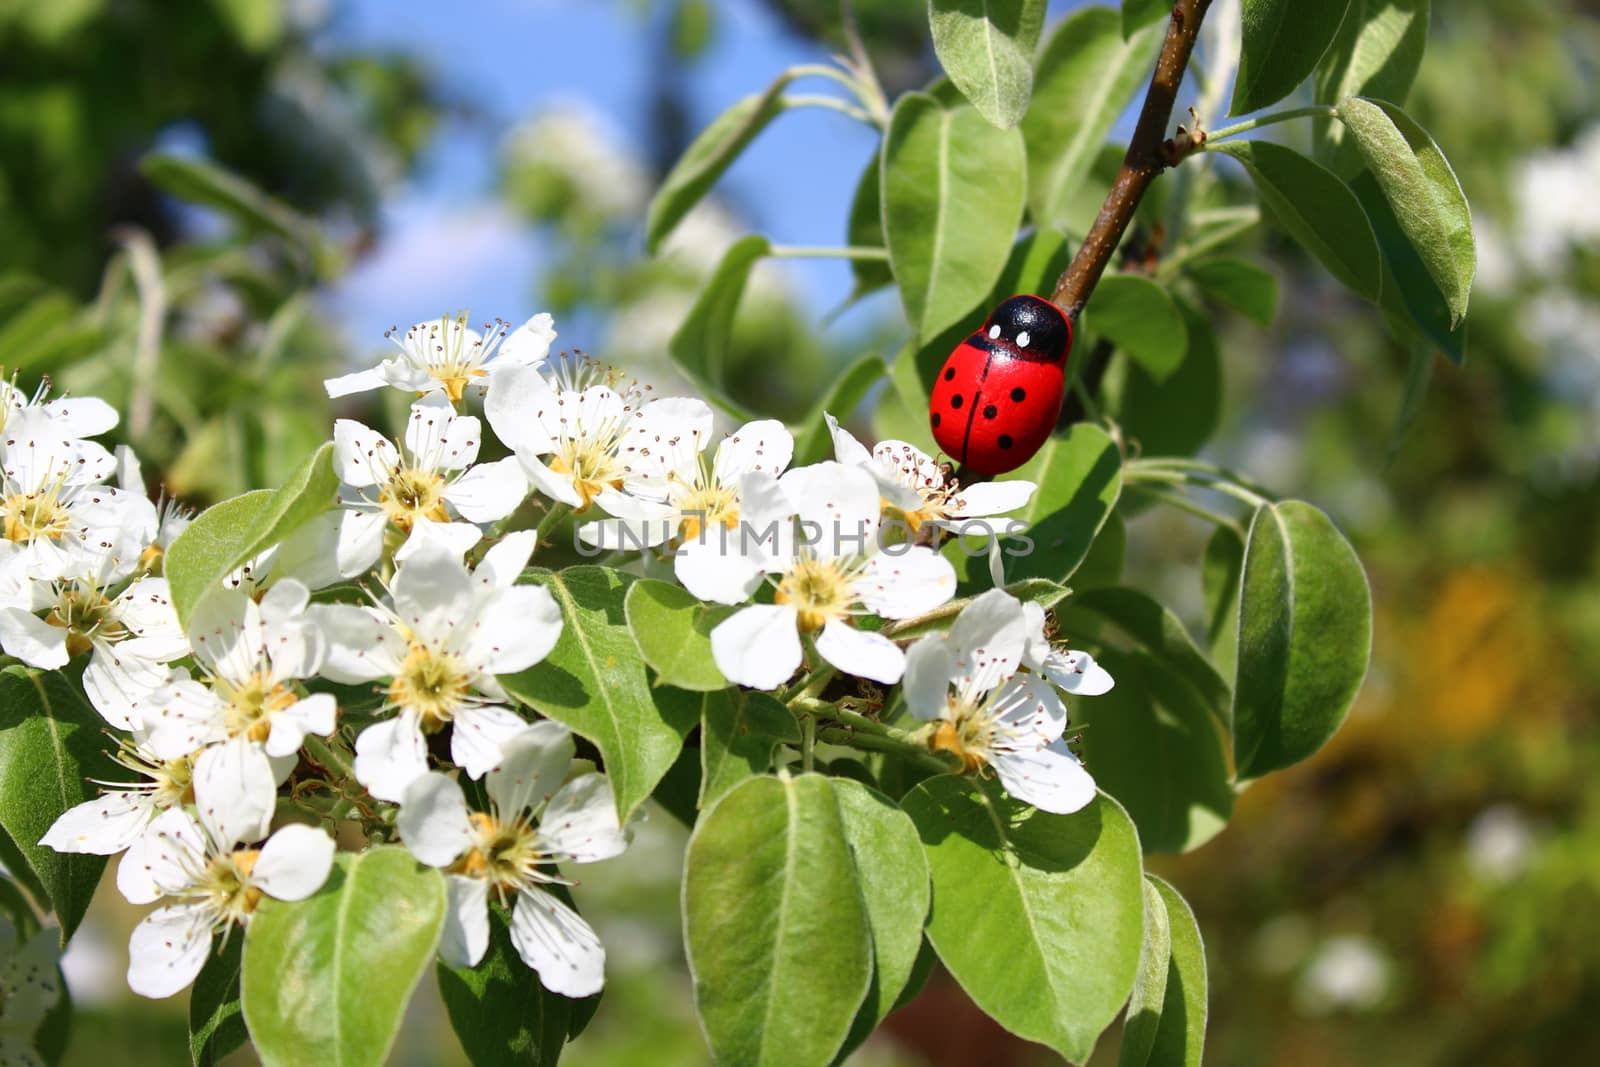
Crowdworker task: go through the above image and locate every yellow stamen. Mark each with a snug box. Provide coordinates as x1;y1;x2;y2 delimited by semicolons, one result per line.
378;468;450;532
774;559;853;633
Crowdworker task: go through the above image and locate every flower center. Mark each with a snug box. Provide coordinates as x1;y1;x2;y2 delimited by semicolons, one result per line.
2;489;71;543
202;849;264;924
929;704;993;775
46;585;121;657
676;482;740;540
452;811;541;892
378;468;450;532
547;441;624;512
219;672;298;743
774;559;853;633
386;643;472;726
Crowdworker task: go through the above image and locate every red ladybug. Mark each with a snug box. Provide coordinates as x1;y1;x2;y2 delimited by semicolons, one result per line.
929;294;1073;476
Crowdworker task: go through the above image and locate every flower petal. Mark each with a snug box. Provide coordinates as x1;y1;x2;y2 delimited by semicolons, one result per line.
779;462;880;560
126;902;213;999
946;588;1027;694
946;478;1036;518
901;636;957;721
193;739;277;848
332;418;397;488
994;739;1096;815
404;395;481;470
474;530;539;589
451;704;535;780
0;607;69;669
486;721;575;817
816;620;906;684
354;714;430;804
674;534;765;605
1040;648;1116;696
854;547;957;620
714;419;794;482
324;367;388;399
313;604;403;684
710;603;801;690
465;584;563;676
445;458;526;523
535;774;627;863
510;888;606;998
439;874;491;968
40;791;150;855
397;772;475;868
251;823;336;901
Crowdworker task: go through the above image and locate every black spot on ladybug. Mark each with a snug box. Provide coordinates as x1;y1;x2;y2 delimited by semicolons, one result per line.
998;434;1014;449
983;404;998;419
1011;387;1026;402
950;394;964;410
943;367;956;382
931;412;941;428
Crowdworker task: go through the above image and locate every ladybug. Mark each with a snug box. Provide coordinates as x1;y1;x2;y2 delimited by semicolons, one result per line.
929;294;1073;476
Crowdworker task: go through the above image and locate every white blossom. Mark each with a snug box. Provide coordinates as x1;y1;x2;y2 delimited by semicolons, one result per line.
577;418;795;602
709;461;956;689
325;312;558;401
903;589;1111;814
126;804;334;998
485;355;711;513
397;722;626;996
314;533;561;802
332;393;526;575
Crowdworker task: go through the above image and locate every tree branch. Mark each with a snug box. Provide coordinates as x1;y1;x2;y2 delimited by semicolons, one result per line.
1051;0;1213;318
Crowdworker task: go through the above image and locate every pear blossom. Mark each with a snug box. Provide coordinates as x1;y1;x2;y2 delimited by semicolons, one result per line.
396;722;626;996
313;533;561;802
485;355;712;513
903;589;1110;814
709;461;957;689
325;312;558;401
332;393;527;575
577;419;795;602
0;915;62;1067
40;740;274;906
0;408;154;584
1021;601;1116;696
828;415;1035;535
140;581;332;786
126;805;335;998
0;377;118;442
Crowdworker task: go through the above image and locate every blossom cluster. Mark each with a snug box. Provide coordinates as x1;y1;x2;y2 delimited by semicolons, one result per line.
22;310;1113;1002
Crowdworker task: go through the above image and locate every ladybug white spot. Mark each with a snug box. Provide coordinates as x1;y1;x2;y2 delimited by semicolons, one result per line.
988;325;1001;339
1017;331;1031;348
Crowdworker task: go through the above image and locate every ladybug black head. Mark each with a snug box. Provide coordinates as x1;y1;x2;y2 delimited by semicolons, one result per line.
983;295;1071;364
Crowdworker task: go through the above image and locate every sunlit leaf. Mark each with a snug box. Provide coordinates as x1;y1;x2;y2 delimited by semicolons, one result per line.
1231;0;1353;115
242;848;446;1067
685;774;872;1066
929;0;1048;129
698;691;800;810
624;579;734;692
1082;274;1188;381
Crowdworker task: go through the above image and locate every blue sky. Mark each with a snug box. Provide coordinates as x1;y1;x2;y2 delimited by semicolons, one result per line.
321;0;1094;349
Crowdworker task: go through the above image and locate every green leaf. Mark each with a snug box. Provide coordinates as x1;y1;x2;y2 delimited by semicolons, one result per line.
1230;0;1353;115
1214;141;1382;302
1351;169;1466;364
684;774;872;1066
1122;0;1169;36
845;153;893;299
190;932;246;1067
1139;876;1208;1067
902;780;1145;1063
1316;0;1429;108
1062;587;1230;720
501;567;698;823
1232;502;1372;779
437;906;572;1067
1024;8;1163;229
1201;526;1245;684
624;579;734;692
832;780;931;1062
1069;649;1233;853
667;235;768;419
1119;878;1171;1067
242;847;446;1067
1002;423;1124;583
882;94;1026;342
1110;298;1222;458
164;441;338;627
646;74;791;252
699;691;800;810
929;0;1048;129
0;666;112;943
788;353;889;466
1071;511;1127;591
1185;258;1278;327
1082;275;1188;381
1336;98;1474;325
140;153;339;276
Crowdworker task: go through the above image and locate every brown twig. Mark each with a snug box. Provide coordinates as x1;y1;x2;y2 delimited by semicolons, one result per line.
1051;0;1213;318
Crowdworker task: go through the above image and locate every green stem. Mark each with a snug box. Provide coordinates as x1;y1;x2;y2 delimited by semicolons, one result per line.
801;713;816;773
1134;456;1277;498
783;94;875;125
1124;465;1269;509
1125;483;1244;532
1071;377;1103;423
1204;105;1340;146
303;733;357;784
768;244;889;261
531;502;572;557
